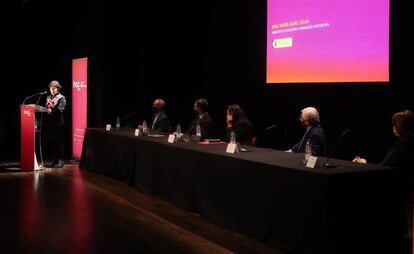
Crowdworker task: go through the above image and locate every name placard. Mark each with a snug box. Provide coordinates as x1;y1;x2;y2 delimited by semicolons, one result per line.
191;134;202;142
168;134;176;143
134;129;140;136
105;124;111;131
226;143;238;154
306;156;318;168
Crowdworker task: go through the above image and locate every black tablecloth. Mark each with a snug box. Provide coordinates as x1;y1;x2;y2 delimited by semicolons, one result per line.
80;128;405;254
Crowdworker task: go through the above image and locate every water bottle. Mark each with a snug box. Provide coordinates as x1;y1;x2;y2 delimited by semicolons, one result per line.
143;120;148;135
230;131;236;144
116;116;121;129
34;118;39;132
196;124;201;136
176;124;182;140
305;139;312;163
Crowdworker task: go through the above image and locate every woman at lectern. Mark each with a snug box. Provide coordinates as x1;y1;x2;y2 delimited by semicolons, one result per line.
44;80;66;168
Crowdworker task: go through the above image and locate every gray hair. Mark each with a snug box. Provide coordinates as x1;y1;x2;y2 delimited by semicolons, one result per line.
301;107;320;125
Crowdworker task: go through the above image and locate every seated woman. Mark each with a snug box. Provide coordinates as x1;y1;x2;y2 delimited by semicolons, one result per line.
353;109;414;174
226;104;253;145
353;109;414;239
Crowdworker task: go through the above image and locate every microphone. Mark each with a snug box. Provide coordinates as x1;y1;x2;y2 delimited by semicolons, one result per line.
323;128;351;168
256;124;277;137
22;91;48;105
120;112;136;122
253;124;277;147
35;91;48;105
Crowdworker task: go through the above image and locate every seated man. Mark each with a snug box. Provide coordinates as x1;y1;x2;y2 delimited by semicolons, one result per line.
287;107;326;156
139;98;170;133
186;98;214;139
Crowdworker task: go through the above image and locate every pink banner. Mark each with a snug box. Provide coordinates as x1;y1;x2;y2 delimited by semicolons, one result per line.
72;58;88;159
20;106;35;171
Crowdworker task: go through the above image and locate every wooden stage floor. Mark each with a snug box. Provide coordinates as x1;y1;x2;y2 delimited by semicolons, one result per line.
0;161;283;254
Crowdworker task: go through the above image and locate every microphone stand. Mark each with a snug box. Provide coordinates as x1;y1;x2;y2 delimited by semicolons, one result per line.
35;93;47;168
22;91;46;105
121;112;136;122
256;124;277;138
120;112;136;129
254;124;277;147
323;129;351;168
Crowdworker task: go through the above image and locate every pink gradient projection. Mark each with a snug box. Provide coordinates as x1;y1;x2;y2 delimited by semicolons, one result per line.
267;0;389;83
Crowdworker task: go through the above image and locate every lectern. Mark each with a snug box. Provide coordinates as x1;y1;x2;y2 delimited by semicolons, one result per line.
20;104;48;171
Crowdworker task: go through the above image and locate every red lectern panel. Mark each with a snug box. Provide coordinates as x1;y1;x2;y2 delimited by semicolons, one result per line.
21;105;35;171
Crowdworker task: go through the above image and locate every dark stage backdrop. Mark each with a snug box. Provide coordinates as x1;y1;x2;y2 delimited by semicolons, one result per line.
1;0;412;164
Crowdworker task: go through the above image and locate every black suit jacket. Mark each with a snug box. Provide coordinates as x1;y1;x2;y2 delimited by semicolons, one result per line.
382;135;414;200
187;113;214;139
150;111;170;133
45;93;66;127
44;93;66;143
291;124;326;156
382;135;414;168
226;118;253;145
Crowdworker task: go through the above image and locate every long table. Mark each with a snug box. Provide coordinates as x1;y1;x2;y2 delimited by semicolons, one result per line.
80;128;405;254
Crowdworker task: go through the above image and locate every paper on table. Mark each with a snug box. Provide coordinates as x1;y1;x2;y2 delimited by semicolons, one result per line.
148;134;166;137
198;141;226;145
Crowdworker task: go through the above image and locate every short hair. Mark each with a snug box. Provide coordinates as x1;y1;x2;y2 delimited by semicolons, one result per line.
195;98;209;112
301;107;320;125
154;98;166;108
392;110;414;136
48;80;62;90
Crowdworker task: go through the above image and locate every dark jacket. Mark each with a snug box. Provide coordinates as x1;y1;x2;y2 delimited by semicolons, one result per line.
382;135;414;168
150;111;170;133
44;93;66;143
45;93;66;127
291;124;326;156
226;118;253;145
187;113;214;139
382;135;414;200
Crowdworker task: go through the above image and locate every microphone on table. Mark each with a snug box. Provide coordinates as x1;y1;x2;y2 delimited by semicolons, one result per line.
121;112;137;122
119;112;137;129
256;124;277;138
252;124;277;146
323;128;351;169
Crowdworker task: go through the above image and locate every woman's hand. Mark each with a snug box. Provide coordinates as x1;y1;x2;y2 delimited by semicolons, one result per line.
47;98;54;108
352;156;367;164
226;114;233;127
